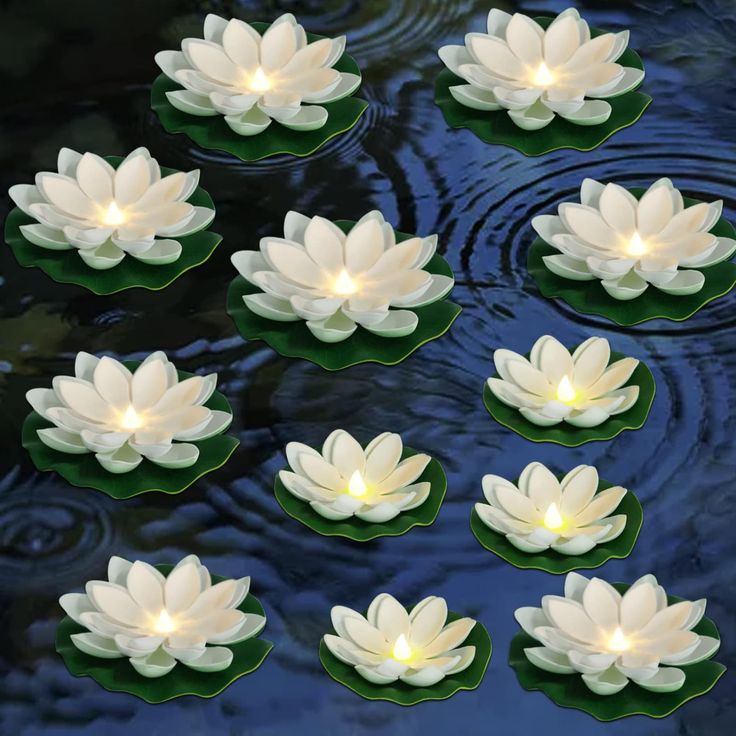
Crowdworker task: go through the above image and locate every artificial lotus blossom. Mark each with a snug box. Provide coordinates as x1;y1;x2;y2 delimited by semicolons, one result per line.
324;593;477;687
515;572;720;695
476;462;627;555
60;555;265;678
439;8;644;130
26;351;231;474
232;210;454;343
155;13;361;136
8;147;213;270
280;430;431;522
533;178;736;300
487;335;639;428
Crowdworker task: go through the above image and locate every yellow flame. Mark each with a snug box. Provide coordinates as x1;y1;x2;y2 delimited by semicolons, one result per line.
556;375;577;403
531;62;556;86
154;610;176;634
543;503;564;530
347;470;368;497
392;634;412;661
249;67;272;92
119;406;143;430
333;269;358;296
608;627;630;652
102;201;126;226
626;232;648;256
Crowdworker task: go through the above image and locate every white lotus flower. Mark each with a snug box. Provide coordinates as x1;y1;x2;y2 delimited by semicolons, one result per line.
26;351;232;474
477;463;627;555
60;555;265;678
155;13;361;136
439;8;644;130
8;147;214;270
324;593;476;686
232;210;454;343
515;572;720;695
280;429;431;523
487;335;639;428
533;178;736;300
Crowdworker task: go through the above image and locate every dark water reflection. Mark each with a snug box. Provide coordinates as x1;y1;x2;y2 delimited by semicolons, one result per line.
1;0;735;733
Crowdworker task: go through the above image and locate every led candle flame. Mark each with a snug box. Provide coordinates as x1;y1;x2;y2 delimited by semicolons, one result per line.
543;503;564;530
392;633;412;661
249;67;272;92
627;232;648;256
347;470;368;497
154;609;176;634
102;201;126;226
120;406;143;430
333;269;358;296
556;375;577;404
531;62;556;87
608;627;630;652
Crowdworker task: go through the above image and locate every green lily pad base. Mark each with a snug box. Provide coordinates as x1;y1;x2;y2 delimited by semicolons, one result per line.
483;350;656;446
23;366;239;498
470;480;643;573
227;222;461;370
509;584;726;720
151;24;368;162
57;566;272;702
274;447;447;541
320;611;491;705
4;157;222;295
435;19;651;156
528;192;736;325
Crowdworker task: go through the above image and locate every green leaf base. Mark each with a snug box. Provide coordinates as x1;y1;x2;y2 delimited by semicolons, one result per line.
57;567;272;703
320;611;491;705
470;480;643;573
528;193;736;325
435;19;651;157
4;157;221;295
509;584;726;720
151;24;368;162
23;366;239;499
483;350;656;446
274;448;447;542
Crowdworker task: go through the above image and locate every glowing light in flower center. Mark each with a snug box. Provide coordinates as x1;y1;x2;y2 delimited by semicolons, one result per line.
333;269;358;296
556;375;577;403
347;470;368;497
119;406;143;430
543;503;564;530
248;67;272;92
392;634;413;661
531;62;556;86
102;201;126;226
626;232;648;256
153;609;177;634
607;627;630;652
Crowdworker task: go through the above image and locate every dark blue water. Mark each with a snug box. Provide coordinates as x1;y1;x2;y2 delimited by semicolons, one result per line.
1;1;735;733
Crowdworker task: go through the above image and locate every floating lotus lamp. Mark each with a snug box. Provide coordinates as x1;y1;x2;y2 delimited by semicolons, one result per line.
471;462;642;573
274;429;447;541
152;13;368;160
4;147;220;293
528;178;736;324
320;593;491;704
483;335;655;446
56;555;272;701
435;8;650;155
228;210;460;369
23;351;238;498
510;572;725;719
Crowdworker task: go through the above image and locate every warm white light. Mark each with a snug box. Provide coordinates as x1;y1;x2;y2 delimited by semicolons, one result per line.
119;406;143;430
531;62;556;87
333;269;358;296
249;67;272;92
608;627;630;652
392;634;413;661
154;609;176;634
102;201;126;226
626;232;648;256
556;375;577;403
543;503;564;531
347;470;368;497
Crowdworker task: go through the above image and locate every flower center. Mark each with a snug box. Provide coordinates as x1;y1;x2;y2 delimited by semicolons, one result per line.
153;609;177;634
392;634;413;662
332;269;359;296
101;201;127;226
626;232;648;256
247;67;272;92
347;470;368;497
556;375;577;404
531;62;556;87
119;406;144;430
543;502;564;531
607;627;630;652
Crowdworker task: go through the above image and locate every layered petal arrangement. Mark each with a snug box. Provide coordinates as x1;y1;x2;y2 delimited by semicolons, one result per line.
515;572;720;695
155;13;361;136
439;8;644;130
487;335;639;428
8;148;214;270
232;210;454;343
533;178;736;300
280;430;431;523
477;463;627;555
324;593;477;687
26;351;232;473
60;555;266;678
